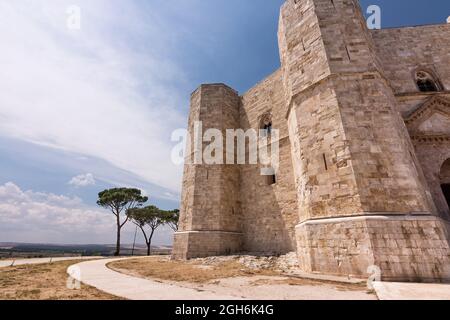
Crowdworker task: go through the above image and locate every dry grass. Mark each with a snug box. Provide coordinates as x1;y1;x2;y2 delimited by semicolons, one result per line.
108;256;279;283
0;260;120;300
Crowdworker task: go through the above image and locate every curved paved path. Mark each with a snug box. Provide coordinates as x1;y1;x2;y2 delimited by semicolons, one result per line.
68;258;450;300
68;258;241;300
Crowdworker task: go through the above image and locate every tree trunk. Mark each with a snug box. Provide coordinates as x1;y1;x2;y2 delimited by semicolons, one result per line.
147;229;155;256
115;216;121;256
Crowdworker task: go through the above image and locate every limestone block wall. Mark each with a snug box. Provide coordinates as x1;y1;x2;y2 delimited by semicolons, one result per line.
278;0;330;102
173;84;243;259
311;0;383;75
396;93;450;119
373;24;450;221
287;82;362;222
372;24;450;113
332;74;433;214
177;89;201;233
173;0;450;281
280;0;364;223
280;0;433;220
172;231;243;260
297;215;450;282
413;142;450;220
239;70;298;253
279;0;450;281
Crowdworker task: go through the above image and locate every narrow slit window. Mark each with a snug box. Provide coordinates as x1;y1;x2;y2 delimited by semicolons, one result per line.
267;174;277;185
323;154;328;171
264;122;273;136
260;113;273;137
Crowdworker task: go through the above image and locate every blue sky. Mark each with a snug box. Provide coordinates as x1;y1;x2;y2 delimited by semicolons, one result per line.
0;0;449;245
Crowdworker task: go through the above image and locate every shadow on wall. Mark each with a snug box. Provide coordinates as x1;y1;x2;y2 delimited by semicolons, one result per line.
238;110;299;255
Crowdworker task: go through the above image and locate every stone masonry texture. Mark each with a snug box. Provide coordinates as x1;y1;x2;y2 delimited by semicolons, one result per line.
173;0;450;282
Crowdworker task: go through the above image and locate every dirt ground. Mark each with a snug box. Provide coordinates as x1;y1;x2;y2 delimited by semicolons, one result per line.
0;260;120;300
108;256;280;283
108;256;377;300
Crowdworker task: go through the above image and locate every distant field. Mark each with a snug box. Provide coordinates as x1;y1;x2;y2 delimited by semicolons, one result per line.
0;243;171;259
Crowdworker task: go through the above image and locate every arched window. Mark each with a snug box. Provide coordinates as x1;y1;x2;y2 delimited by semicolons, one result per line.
415;71;441;93
260;113;272;137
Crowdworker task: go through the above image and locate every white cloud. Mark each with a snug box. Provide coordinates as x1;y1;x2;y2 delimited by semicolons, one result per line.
0;182;113;243
0;182;174;244
163;192;179;201
0;0;187;193
69;173;96;187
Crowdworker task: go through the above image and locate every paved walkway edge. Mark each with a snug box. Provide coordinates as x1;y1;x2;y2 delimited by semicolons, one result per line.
67;258;242;300
0;256;103;268
373;281;450;300
66;258;450;300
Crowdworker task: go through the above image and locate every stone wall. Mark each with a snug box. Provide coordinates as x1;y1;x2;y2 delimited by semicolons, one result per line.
280;0;433;220
278;0;330;102
239;70;298;253
372;24;450;115
173;0;450;281
373;24;450;222
173;84;243;259
297;215;450;282
173;231;243;259
413;142;450;221
372;24;450;94
280;0;450;281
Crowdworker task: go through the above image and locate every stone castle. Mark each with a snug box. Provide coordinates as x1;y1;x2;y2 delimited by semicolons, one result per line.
172;0;450;282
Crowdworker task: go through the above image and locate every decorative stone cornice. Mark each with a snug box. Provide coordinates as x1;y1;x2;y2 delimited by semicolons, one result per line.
404;95;450;126
410;134;450;144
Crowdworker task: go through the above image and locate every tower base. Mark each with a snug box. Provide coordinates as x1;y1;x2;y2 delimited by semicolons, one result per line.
172;231;243;260
295;215;450;282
